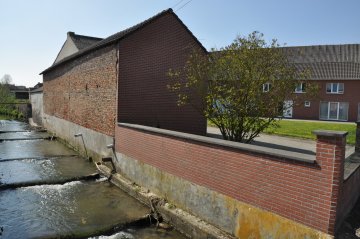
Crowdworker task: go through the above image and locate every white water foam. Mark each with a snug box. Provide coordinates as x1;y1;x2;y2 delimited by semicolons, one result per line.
95;176;108;183
89;231;134;239
22;180;83;192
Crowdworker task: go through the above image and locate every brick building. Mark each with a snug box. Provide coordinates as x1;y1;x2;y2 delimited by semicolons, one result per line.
283;44;360;122
40;9;206;142
40;8;360;238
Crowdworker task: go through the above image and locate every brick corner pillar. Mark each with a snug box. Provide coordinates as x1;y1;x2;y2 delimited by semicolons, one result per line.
312;130;348;235
355;121;360;153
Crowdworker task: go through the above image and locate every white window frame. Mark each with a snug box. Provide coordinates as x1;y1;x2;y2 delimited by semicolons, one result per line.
263;83;271;92
304;101;311;107
319;101;349;121
295;83;306;93
326;83;344;94
358;103;360;121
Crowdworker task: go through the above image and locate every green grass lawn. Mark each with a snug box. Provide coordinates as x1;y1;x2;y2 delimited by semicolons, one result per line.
208;119;356;145
264;120;356;145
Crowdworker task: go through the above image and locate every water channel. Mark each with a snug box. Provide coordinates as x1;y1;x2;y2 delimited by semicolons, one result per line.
0;120;186;239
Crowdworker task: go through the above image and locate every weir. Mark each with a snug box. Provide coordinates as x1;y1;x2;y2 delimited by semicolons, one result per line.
0;120;186;239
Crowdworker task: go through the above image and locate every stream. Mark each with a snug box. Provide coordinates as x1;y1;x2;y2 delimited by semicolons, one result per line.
0;120;186;239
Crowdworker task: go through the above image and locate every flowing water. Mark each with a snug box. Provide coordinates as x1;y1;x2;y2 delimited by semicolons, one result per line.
0;156;96;185
0;120;186;239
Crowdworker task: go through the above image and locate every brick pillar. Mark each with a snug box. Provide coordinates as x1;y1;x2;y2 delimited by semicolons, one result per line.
313;130;347;235
356;121;360;153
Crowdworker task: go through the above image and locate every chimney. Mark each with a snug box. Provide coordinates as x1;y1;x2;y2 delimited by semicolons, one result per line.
67;31;75;38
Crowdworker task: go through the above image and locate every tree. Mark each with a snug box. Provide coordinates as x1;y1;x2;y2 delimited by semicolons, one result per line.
0;74;16;116
0;74;14;103
1;74;13;85
168;32;318;143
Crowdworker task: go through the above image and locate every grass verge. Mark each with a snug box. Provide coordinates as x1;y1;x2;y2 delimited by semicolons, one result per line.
208;119;356;145
264;120;356;145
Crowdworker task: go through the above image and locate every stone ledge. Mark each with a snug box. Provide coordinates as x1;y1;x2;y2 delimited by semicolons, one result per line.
118;123;316;164
312;130;348;138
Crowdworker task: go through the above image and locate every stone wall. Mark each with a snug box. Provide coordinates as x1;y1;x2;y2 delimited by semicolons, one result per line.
43;44;118;137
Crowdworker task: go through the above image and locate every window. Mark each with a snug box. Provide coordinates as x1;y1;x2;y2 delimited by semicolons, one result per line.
295;83;306;93
263;83;271;92
326;83;344;94
304;101;311;107
358;103;360;121
319;101;349;121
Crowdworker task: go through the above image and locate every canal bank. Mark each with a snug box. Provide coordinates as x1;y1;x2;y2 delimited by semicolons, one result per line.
40;114;360;238
40;115;235;238
0;120;186;239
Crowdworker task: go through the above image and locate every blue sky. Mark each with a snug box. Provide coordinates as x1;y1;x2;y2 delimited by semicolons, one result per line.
1;0;359;87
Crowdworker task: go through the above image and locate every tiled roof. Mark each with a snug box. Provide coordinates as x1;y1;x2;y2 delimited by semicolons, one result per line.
41;8;206;75
284;44;360;80
68;32;103;50
294;62;360;80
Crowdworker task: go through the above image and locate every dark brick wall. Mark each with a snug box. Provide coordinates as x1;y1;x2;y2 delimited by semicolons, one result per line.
117;13;206;135
43;45;118;136
293;80;360;121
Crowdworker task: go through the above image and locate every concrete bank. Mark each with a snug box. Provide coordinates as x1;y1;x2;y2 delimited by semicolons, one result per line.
96;163;235;239
40;115;230;238
42;113;114;161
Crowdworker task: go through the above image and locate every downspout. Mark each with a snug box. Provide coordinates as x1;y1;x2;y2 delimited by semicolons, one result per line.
112;41;120;169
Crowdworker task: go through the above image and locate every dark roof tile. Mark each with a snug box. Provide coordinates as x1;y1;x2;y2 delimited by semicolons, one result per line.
41;8;205;75
284;44;360;80
68;32;103;50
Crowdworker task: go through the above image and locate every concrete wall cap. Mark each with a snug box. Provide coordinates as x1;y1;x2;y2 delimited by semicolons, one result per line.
118;123;316;164
312;130;348;137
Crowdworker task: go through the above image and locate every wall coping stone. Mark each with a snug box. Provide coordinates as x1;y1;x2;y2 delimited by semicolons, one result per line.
312;130;348;138
118;123;316;164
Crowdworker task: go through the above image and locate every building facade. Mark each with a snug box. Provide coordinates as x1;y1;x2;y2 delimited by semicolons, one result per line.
285;44;360;122
40;9;206;158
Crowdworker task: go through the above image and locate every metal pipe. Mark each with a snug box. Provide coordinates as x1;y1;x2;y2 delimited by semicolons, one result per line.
74;133;89;161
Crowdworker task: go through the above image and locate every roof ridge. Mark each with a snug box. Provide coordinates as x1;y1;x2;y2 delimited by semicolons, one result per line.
70;33;103;41
100;8;173;43
282;43;360;48
41;8;174;74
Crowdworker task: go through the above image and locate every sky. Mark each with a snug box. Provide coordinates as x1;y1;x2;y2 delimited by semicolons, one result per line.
1;0;360;87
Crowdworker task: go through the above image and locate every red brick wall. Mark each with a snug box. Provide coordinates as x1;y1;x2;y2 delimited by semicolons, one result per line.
293;80;360;121
314;133;346;233
115;124;346;234
117;13;206;135
43;45;118;136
